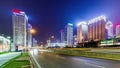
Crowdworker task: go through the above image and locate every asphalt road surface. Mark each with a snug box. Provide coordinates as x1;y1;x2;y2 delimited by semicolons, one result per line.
30;49;120;68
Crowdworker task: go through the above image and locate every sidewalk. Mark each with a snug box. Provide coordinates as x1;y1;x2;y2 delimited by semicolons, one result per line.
0;52;21;66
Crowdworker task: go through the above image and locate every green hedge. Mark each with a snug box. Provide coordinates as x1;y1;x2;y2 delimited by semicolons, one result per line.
53;50;120;61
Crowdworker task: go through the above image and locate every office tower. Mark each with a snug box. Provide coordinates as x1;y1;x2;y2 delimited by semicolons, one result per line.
73;35;77;45
12;9;28;51
33;38;38;47
60;29;65;43
77;21;88;43
65;23;73;46
28;23;32;47
116;25;120;38
88;15;107;41
105;21;113;39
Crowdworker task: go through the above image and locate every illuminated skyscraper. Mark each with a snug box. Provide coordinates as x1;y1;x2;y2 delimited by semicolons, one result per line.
88;15;107;41
65;23;73;46
60;29;65;43
12;9;28;51
105;21;113;39
77;21;88;43
116;25;120;38
28;23;32;47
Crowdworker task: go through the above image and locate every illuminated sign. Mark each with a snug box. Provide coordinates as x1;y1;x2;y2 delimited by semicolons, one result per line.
101;39;114;46
13;9;21;13
68;23;73;26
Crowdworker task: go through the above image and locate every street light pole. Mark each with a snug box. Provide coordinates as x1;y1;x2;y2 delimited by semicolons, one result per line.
30;28;36;47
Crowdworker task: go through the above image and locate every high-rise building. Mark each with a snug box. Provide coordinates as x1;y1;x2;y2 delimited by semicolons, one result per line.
65;23;73;46
73;35;77;45
28;23;32;47
88;15;107;41
116;25;120;38
77;21;88;43
105;21;113;39
60;29;65;43
33;38;38;47
12;9;28;51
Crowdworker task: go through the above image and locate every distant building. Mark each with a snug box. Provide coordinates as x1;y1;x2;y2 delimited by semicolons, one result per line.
12;9;28;51
47;40;51;47
73;35;77;45
48;43;65;48
33;38;38;47
60;29;65;43
88;15;107;41
105;21;113;39
27;24;32;47
116;25;120;38
77;21;88;43
65;23;73;46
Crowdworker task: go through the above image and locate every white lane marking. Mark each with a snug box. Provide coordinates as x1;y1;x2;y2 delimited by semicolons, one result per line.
85;63;106;68
71;57;106;68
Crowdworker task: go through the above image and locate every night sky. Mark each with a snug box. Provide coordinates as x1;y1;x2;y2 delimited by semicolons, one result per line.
0;0;120;43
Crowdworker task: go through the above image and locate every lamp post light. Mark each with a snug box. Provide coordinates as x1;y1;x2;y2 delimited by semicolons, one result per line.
30;29;36;34
49;35;55;47
30;28;36;47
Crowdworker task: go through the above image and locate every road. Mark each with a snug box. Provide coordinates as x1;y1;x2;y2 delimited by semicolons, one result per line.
30;49;120;68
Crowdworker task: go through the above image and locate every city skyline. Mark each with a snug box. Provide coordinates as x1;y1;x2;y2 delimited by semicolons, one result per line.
1;1;120;68
0;0;120;43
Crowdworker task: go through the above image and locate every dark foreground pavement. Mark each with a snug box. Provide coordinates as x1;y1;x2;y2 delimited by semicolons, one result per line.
30;49;120;68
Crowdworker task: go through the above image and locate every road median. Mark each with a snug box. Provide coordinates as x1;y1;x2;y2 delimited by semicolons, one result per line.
1;52;30;68
51;49;120;61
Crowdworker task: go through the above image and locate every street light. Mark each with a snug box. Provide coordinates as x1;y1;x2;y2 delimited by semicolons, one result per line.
30;28;36;34
51;35;54;39
49;35;55;47
30;28;36;47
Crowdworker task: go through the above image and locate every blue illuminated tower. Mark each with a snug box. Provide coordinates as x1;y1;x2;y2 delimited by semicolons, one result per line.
28;23;32;47
65;23;73;46
60;29;65;43
12;9;28;51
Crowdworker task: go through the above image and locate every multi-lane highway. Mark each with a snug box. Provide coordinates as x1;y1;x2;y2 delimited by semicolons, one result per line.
30;49;120;68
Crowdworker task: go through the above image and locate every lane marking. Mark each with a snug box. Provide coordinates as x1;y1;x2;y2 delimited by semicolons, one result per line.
71;57;106;68
85;63;106;68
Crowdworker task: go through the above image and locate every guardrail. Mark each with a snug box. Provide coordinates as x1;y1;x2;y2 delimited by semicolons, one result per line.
28;49;41;68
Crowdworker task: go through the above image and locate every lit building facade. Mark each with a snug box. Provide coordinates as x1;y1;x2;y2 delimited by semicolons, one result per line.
65;23;73;46
28;23;32;47
77;21;88;43
33;38;38;47
88;15;107;41
105;21;113;39
12;9;28;51
60;29;65;43
73;35;77;45
116;25;120;38
0;36;10;52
